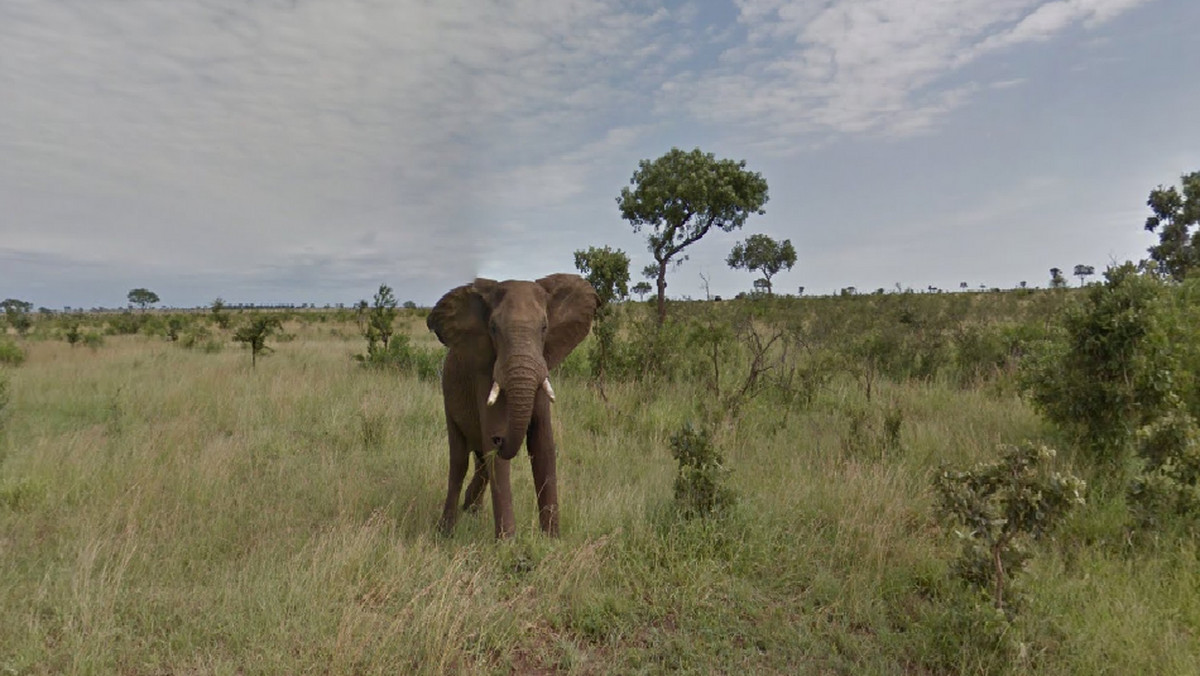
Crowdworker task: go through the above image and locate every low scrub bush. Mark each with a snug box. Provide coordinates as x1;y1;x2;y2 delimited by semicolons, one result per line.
106;311;148;335
355;333;442;381
934;443;1085;612
0;338;26;366
669;423;736;519
179;324;212;349
1128;400;1200;532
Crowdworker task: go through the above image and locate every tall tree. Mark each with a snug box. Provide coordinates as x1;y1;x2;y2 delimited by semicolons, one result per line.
632;281;652;301
617;147;768;324
574;246;630;384
573;246;630;306
726;234;796;296
1049;268;1067;289
127;288;160;310
1073;264;1095;287
1144;171;1200;280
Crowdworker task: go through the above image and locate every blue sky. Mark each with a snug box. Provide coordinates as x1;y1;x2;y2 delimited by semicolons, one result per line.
2;0;1197;308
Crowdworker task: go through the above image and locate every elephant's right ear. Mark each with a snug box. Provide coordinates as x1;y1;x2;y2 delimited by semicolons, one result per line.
427;281;493;347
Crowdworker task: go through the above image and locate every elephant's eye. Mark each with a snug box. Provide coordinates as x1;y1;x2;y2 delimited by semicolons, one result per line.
541;321;548;335
489;321;498;336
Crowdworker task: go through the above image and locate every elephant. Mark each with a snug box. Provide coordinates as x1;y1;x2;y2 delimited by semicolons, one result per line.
427;274;598;538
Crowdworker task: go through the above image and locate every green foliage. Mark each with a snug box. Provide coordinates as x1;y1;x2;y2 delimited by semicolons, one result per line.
232;315;281;368
82;331;105;349
1049;267;1067;289
573;246;630;306
1144;170;1200;281
1;299;33;335
668;423;736;519
1073;264;1095;286
354;332;443;381
607;313;691;382
62;321;82;347
726;233;796;295
211;297;231;329
106;311;148;335
0;337;25;366
163;314;187;342
127;287;160;309
178;323;213;350
1022;263;1173;466
362;284;399;356
631;281;651;301
575;246;631;383
1128;400;1200;531
618;147;768;322
934;443;1085;612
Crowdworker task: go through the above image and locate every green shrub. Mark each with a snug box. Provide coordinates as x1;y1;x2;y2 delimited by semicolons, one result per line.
934;443;1085;612
233;315;281;368
609;314;690;382
669;423;736;519
82;332;105;350
0;338;25;366
1128;401;1200;532
179;324;212;349
62;321;82;347
106;311;148;335
1022;264;1173;467
355;333;442;381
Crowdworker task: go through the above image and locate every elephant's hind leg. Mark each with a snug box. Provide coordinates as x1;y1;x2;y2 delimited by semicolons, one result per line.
438;422;471;535
462;451;490;512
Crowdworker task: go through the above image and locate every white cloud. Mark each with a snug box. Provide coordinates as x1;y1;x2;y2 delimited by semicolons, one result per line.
664;0;1154;146
0;0;672;303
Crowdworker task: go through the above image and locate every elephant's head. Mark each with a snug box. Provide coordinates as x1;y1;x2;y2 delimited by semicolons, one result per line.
428;274;598;460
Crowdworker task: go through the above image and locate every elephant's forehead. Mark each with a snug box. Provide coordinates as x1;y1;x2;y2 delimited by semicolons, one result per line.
496;280;548;308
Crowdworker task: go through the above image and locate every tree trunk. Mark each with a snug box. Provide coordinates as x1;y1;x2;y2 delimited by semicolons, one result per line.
656;262;667;325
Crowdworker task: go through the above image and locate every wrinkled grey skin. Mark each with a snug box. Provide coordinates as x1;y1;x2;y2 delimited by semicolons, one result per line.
427;274;597;538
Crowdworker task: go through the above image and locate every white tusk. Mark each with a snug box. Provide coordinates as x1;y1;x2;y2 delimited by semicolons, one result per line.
542;377;556;402
487;381;501;406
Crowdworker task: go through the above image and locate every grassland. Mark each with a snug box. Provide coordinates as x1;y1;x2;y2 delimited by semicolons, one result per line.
1;295;1198;674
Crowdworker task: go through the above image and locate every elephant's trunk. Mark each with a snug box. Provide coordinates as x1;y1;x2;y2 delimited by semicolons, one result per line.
497;354;542;461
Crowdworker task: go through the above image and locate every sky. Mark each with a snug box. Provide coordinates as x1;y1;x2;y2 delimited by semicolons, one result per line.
2;0;1198;309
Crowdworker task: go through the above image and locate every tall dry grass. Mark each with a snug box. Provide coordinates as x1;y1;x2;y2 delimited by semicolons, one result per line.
0;307;1196;674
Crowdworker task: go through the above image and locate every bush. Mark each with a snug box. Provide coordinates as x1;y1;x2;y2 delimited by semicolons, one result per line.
355;333;443;381
934;443;1085;612
608;314;691;382
233;315;281;368
106;311;148;335
0;338;25;366
669;423;736;519
1128;400;1200;532
1022;264;1173;467
179;324;212;349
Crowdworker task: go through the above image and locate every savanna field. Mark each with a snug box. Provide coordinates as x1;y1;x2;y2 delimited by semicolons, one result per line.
2;281;1199;674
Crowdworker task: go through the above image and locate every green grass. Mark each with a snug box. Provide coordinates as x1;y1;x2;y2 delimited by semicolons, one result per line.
1;301;1197;674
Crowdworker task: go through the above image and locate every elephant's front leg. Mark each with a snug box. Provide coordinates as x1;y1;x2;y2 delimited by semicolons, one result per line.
486;451;516;538
528;397;559;536
438;422;471;535
462;452;489;513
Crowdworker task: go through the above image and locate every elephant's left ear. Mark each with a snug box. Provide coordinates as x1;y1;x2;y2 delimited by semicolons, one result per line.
537;273;599;370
